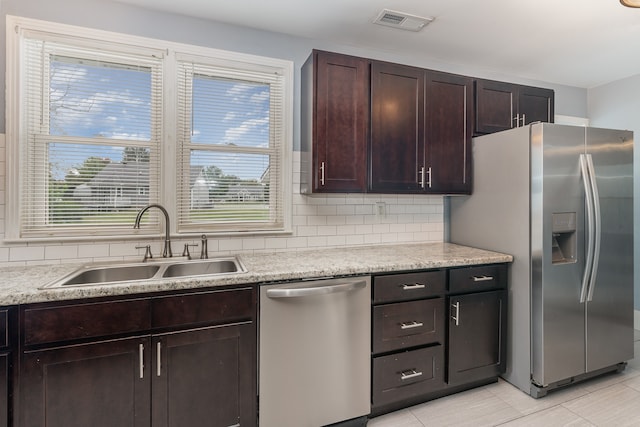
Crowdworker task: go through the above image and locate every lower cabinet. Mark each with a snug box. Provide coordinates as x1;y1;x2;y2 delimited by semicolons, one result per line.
371;264;507;417
18;287;257;427
152;323;255;427
372;345;444;408
448;289;507;386
0;307;15;427
20;336;151;427
371;271;446;415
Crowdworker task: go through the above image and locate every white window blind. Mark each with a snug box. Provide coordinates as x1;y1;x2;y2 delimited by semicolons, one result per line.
7;17;292;241
175;58;286;233
19;32;163;237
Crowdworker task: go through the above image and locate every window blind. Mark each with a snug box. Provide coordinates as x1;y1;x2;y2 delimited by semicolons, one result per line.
175;59;286;233
20;34;163;237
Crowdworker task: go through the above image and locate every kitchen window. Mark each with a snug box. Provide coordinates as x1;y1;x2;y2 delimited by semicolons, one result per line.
5;16;293;240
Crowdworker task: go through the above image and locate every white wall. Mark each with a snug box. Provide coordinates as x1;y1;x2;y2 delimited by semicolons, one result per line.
588;74;640;323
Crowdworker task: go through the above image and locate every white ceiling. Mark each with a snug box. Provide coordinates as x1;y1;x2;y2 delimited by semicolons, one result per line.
114;0;640;88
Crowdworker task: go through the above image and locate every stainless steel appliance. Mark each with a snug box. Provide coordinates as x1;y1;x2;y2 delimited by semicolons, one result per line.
449;123;634;397
259;277;371;426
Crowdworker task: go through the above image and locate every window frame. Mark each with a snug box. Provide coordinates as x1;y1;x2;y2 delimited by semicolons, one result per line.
5;15;293;242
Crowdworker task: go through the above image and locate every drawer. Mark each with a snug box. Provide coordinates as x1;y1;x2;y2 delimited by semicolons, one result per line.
23;299;151;346
151;287;255;329
373;270;445;303
448;264;507;294
373;298;444;354
372;345;444;408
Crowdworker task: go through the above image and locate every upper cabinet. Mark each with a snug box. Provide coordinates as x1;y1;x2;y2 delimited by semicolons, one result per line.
424;71;473;194
370;62;425;193
475;79;554;135
370;64;472;194
300;50;369;193
301;50;554;195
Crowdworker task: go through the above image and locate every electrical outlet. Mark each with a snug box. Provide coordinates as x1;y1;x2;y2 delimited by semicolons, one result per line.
375;201;386;218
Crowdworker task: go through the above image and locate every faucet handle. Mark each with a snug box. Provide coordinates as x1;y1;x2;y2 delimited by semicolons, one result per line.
182;243;198;260
135;245;153;262
200;234;208;259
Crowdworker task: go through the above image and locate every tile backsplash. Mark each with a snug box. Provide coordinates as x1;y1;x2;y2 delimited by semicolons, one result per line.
0;134;444;266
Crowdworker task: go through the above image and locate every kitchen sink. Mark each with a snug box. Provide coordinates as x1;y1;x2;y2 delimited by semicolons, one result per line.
42;256;247;289
162;259;242;278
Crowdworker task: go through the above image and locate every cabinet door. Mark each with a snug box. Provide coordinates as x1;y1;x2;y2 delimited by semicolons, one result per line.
152;322;256;427
448;290;507;386
370;61;424;192
518;85;554;125
425;72;473;194
20;337;151;427
0;353;7;427
474;80;516;134
311;51;369;192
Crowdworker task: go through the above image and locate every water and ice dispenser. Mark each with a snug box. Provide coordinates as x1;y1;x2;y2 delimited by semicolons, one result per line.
551;212;576;264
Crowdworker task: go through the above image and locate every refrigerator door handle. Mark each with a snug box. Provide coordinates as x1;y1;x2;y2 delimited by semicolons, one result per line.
579;154;595;303
585;154;601;301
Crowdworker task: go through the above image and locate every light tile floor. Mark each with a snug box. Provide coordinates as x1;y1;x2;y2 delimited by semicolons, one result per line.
369;330;640;427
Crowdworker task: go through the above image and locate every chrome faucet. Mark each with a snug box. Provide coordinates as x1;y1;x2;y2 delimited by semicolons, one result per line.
133;204;173;258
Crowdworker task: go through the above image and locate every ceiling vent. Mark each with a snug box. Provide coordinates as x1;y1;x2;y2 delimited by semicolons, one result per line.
373;9;434;32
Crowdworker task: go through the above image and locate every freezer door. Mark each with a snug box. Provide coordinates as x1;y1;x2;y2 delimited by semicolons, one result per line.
531;123;587;386
585;127;634;371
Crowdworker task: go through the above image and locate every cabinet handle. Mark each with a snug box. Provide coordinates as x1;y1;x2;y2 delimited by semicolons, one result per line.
472;275;494;282
402;283;426;290
513;114;519;128
139;343;144;379
400;321;424;330
521;114;526;126
400;369;423;381
157;341;162;377
426;167;432;188
320;161;325;186
451;302;460;326
419;166;426;189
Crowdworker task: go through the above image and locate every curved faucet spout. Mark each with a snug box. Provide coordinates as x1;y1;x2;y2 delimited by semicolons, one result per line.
133;204;173;258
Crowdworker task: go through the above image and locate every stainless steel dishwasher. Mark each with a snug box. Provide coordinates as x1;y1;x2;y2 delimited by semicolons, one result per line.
259;276;371;427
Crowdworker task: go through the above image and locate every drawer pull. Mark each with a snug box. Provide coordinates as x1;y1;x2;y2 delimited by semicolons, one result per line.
452;302;460;326
400;369;423;381
400;321;423;330
157;341;162;377
139;343;144;379
402;283;426;290
472;275;494;282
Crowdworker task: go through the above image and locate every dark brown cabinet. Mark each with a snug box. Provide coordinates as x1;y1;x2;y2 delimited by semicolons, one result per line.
18;288;257;427
301;50;369;193
20;336;152;427
153;323;255;427
370;64;473;194
447;264;507;386
475;79;554;135
424;71;473;194
302;50;474;195
371;264;507;417
370;61;424;193
448;290;507;386
0;308;15;427
371;270;446;415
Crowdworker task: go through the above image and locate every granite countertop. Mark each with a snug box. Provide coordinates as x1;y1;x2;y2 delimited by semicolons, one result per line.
0;243;512;305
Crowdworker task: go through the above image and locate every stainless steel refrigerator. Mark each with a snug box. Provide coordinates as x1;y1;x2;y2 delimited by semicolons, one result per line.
449;123;634;397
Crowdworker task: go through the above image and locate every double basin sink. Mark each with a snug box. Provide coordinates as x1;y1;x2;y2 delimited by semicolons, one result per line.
42;256;247;289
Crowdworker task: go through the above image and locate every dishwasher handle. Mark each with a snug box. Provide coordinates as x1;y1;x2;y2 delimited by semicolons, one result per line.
266;280;366;298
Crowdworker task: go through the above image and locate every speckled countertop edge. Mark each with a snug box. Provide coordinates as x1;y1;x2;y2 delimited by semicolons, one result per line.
0;243;512;305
